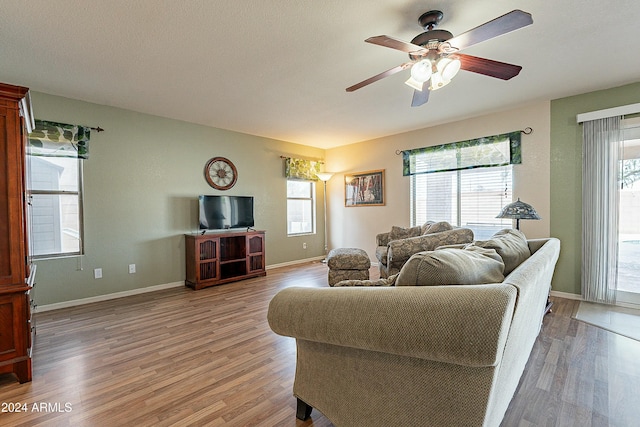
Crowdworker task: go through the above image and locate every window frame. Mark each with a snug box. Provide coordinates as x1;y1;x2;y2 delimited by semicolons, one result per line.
27;156;85;259
286;179;316;236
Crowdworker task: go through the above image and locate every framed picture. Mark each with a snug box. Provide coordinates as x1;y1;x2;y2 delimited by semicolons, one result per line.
345;169;385;207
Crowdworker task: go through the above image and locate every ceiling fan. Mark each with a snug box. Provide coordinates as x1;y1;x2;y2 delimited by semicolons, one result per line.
346;9;533;107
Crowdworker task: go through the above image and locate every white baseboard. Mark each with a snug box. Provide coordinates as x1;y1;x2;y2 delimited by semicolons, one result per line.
550;290;582;300
549;290;639;309
266;256;326;270
37;281;184;312
615;301;640;309
38;258;326;312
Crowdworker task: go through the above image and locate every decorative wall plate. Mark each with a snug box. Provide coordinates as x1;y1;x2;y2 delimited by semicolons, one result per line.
204;157;237;190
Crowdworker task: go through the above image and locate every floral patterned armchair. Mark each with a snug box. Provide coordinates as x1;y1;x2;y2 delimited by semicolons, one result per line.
375;221;474;278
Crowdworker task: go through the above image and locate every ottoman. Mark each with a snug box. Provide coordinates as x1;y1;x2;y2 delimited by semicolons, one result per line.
326;248;371;286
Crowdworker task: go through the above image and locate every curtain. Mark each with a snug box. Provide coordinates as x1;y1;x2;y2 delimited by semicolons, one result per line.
582;116;622;304
284;157;321;180
28;119;91;159
402;131;521;176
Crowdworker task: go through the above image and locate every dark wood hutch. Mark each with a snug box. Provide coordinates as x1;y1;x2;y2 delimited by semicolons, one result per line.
0;82;35;383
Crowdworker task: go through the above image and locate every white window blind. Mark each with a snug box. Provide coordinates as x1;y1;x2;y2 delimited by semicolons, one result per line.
411;165;513;240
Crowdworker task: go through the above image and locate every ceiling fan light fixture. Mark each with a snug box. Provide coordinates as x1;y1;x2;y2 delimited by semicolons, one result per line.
346;9;532;106
428;71;450;91
405;59;432;91
410;59;432;82
428;57;460;91
436;57;461;80
405;76;426;91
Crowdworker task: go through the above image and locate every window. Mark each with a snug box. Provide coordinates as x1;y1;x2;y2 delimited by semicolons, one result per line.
405;131;520;240
411;166;513;240
287;180;315;235
28;157;84;258
27;119;89;259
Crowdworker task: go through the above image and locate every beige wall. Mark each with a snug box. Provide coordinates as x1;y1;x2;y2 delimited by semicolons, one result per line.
36;82;640;305
325;101;551;260
31;92;326;306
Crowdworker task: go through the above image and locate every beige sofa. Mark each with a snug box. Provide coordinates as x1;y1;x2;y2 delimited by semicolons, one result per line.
268;236;560;427
376;222;474;278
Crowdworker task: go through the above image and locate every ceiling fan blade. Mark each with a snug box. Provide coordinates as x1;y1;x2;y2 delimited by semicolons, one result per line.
457;54;522;80
346;62;412;92
411;84;430;107
365;35;427;55
445;10;532;52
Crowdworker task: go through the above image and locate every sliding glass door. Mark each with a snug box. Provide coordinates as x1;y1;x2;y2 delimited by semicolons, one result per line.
617;121;640;305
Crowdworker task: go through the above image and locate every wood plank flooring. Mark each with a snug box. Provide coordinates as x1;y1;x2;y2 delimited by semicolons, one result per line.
0;261;638;426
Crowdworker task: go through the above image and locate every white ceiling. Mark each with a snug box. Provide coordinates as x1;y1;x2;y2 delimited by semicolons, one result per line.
1;1;639;149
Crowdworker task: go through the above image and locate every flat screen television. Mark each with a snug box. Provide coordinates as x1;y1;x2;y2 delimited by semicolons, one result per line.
199;195;254;230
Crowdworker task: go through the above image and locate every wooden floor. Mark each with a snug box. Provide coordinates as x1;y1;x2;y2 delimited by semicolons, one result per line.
1;262;639;426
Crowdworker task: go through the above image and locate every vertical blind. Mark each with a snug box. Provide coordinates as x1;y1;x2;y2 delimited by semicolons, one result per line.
581;116;622;304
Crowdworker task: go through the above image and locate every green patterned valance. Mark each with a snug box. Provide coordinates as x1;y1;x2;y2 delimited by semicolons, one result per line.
284;157;322;180
28;119;91;159
402;131;521;176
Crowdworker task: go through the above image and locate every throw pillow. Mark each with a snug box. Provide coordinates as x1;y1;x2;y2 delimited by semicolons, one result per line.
334;274;398;287
421;221;453;235
389;225;422;241
395;246;505;286
472;229;531;275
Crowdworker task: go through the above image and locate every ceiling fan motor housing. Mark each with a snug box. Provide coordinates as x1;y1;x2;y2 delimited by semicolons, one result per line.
409;30;453;60
418;10;444;29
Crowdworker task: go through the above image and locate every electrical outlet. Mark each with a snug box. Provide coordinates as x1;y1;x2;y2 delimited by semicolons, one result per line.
128;264;136;274
303;242;307;249
94;268;102;279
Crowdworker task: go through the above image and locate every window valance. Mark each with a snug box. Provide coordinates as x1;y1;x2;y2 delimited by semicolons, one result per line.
28;119;91;159
402;131;521;176
284;157;321;180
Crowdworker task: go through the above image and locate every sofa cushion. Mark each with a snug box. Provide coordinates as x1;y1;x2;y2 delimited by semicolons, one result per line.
375;245;388;265
387;228;475;265
421;221;453;235
396;246;505;287
389;225;422;241
472;229;531;275
327;248;371;270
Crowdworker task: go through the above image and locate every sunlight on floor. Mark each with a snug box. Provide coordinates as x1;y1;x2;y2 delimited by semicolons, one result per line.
574;301;640;341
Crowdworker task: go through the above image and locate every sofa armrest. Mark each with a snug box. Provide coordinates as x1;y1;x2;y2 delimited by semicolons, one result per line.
268;284;517;367
527;238;549;255
387;228;474;267
376;232;391;246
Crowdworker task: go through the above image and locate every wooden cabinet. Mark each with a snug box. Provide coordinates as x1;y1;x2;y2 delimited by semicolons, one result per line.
0;82;34;383
185;230;266;290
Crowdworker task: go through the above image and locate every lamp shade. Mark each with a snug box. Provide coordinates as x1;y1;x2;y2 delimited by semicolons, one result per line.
496;198;541;230
410;59;432;82
316;172;334;182
437;57;461;80
428;70;452;91
496;198;541;220
405;59;433;91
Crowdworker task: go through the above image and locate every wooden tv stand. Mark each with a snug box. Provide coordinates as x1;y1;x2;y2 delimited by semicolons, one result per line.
185;230;266;290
